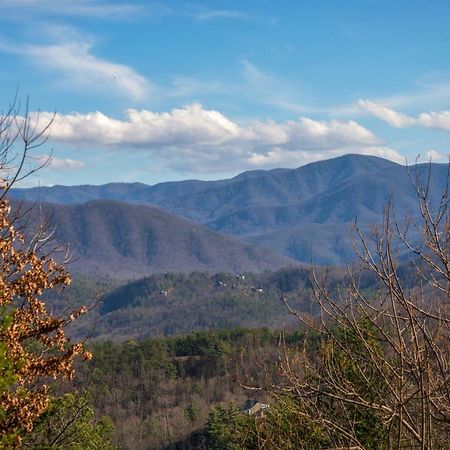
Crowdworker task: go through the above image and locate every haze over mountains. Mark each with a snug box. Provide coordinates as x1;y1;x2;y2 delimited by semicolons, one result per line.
11;154;448;270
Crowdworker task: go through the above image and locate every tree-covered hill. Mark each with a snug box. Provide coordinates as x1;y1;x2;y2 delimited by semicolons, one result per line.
11;154;450;264
16;199;295;278
53;269;314;340
72;328;298;450
45;266;379;341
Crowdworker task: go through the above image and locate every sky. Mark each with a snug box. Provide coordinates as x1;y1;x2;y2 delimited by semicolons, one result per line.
0;0;450;187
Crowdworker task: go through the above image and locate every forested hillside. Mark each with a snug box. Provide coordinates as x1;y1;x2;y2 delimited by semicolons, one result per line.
12;155;450;264
71;328;298;450
45;268;325;340
16;200;295;278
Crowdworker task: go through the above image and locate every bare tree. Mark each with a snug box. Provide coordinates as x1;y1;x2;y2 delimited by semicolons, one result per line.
0;94;54;197
274;164;450;449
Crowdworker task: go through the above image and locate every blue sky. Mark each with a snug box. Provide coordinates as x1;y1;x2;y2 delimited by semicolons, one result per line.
1;0;450;186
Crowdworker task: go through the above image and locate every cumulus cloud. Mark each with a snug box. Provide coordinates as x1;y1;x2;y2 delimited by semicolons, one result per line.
359;100;450;131
36;104;379;148
31;103;401;173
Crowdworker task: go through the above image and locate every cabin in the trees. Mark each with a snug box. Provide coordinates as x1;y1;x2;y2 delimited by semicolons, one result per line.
241;400;269;417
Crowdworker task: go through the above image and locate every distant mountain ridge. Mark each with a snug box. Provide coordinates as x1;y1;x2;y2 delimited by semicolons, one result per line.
19;199;294;278
12;154;395;209
11;155;448;265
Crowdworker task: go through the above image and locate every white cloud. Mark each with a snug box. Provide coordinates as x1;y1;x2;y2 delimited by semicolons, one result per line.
241;60;273;87
164;76;225;99
369;80;450;110
417;111;450;131
191;9;249;21
31;103;401;173
34;155;86;171
240;60;319;114
37;104;379;148
424;149;447;162
244;146;404;169
39;104;241;146
3;40;152;102
358;100;416;127
0;154;85;184
0;0;143;20
359;100;450;131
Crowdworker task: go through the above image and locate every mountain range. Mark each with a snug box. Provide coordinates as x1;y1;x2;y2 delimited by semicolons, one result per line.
18;200;293;278
11;154;448;271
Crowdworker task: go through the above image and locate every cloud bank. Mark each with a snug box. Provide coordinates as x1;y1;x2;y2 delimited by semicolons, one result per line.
34;104;402;172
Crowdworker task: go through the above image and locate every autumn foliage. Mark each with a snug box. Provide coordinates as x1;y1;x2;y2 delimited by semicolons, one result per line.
0;196;91;446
